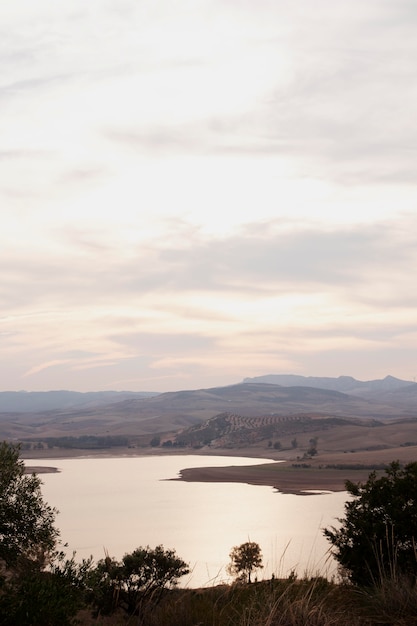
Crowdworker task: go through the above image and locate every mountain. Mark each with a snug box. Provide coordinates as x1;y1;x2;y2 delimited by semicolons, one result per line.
242;374;414;393
1;379;416;443
242;375;417;403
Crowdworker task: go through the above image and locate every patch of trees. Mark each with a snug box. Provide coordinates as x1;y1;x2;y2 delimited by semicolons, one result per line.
43;435;130;449
320;463;387;470
150;435;201;449
306;436;318;457
171;412;319;448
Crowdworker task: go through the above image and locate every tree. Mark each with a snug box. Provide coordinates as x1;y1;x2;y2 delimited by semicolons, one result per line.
0;441;91;625
307;437;318;457
324;461;417;586
0;441;60;570
90;545;189;615
227;541;263;583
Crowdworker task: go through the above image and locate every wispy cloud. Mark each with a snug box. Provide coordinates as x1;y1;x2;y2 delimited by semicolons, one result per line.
23;360;72;378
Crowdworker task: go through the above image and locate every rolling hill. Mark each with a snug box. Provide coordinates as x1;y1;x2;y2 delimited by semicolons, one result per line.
1;376;416;447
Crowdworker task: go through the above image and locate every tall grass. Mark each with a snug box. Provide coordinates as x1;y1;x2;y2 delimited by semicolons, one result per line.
358;574;417;626
86;578;359;626
77;535;417;626
78;572;417;625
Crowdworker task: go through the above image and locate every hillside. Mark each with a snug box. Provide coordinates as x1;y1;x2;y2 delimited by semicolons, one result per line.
168;412;371;449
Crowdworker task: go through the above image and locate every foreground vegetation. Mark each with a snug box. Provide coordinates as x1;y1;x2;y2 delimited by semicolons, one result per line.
76;574;417;626
3;563;417;625
2;441;417;625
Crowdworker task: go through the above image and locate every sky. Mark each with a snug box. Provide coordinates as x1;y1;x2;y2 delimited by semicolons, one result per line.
1;1;417;392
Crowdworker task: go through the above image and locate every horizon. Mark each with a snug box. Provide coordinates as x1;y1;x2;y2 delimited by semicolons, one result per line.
2;2;417;393
0;372;414;395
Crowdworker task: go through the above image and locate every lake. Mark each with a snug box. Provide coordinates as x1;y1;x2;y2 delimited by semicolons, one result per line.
33;455;347;588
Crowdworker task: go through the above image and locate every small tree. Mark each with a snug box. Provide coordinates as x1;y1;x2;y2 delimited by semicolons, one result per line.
227;541;263;583
324;461;417;586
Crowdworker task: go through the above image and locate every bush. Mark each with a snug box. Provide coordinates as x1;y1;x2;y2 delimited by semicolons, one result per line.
0;555;92;626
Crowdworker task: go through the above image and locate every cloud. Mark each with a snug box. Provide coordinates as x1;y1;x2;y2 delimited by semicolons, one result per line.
23;359;72;378
1;1;417;390
1;216;416;314
91;0;417;189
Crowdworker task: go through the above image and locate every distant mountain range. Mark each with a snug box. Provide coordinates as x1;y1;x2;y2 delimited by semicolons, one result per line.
0;375;416;443
0;390;158;413
242;375;417;405
243;374;414;392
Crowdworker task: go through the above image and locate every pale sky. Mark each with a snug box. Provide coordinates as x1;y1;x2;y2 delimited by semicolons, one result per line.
1;1;417;392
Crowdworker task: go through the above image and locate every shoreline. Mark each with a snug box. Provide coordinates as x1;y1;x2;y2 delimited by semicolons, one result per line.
21;446;389;494
173;462;377;495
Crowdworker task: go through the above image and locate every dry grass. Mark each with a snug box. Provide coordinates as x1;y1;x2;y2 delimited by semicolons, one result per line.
73;574;417;626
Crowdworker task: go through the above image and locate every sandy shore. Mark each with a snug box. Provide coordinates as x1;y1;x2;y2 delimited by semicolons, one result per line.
173;446;417;493
174;462;380;494
25;465;60;474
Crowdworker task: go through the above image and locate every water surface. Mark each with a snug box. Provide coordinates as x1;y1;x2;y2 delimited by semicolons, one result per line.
34;455;346;588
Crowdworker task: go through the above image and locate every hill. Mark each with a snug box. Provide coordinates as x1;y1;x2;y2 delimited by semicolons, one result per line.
0;390;158;413
1;379;416;443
